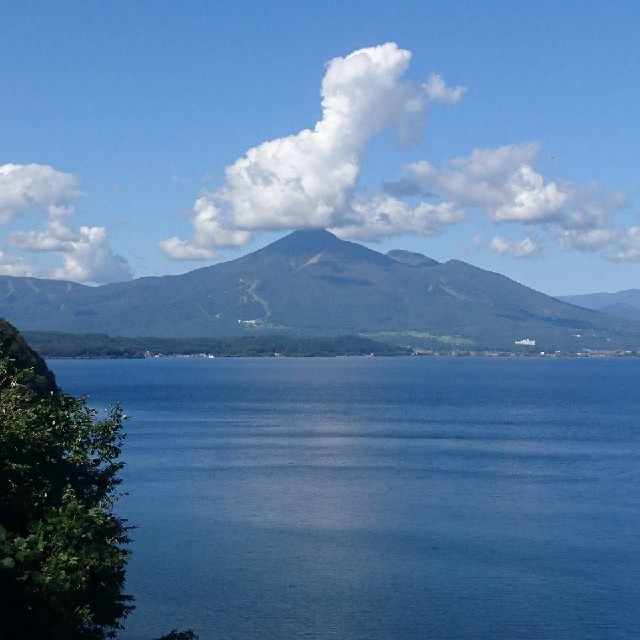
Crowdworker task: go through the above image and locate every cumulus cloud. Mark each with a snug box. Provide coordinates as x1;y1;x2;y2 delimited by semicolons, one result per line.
333;194;464;241
0;250;32;277
388;142;632;260
161;43;465;258
160;43;634;264
396;143;629;236
402;143;570;223
0;163;81;224
0;163;132;283
49;226;132;283
159;195;253;260
490;236;543;258
158;237;215;261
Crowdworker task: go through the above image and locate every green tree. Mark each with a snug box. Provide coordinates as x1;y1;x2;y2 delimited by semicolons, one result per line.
0;341;132;638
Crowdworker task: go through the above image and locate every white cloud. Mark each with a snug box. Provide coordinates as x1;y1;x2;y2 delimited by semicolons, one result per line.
0;163;81;223
161;42;465;258
49;226;132;283
0;163;132;283
333;194;464;241
158;237;215;261
557;228;619;253
548;225;640;263
609;227;640;262
0;250;33;277
387;143;632;261
490;236;542;258
400;144;629;239
404;143;570;223
158;44;633;265
423;74;466;105
558;184;627;231
10;230;70;252
159;195;252;260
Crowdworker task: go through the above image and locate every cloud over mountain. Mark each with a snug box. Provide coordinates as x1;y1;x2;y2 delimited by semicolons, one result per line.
161;42;635;265
390;143;631;260
10;44;634;283
160;43;465;258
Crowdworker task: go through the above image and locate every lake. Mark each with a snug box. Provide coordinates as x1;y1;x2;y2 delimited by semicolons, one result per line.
48;356;640;640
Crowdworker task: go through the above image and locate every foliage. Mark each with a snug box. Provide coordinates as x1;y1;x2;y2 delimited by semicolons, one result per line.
0;354;132;639
23;331;409;359
21;331;146;359
154;630;198;640
0;317;56;395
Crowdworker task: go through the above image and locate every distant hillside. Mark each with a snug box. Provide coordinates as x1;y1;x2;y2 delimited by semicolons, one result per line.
2;229;640;351
559;290;640;323
22;332;408;358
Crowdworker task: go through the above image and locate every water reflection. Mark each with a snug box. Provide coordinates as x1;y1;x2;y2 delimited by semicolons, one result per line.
49;357;640;640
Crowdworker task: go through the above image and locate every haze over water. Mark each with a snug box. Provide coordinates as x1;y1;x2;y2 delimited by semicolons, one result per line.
50;357;640;640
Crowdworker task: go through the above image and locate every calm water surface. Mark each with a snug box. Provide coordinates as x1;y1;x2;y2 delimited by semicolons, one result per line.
48;357;640;640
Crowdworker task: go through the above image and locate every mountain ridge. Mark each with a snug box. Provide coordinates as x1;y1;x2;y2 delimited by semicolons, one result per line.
560;289;640;307
1;229;639;351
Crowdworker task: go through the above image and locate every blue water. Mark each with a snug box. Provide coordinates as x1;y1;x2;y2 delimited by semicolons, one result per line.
48;357;640;640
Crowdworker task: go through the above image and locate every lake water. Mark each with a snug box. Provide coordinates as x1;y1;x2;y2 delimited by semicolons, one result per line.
48;357;640;640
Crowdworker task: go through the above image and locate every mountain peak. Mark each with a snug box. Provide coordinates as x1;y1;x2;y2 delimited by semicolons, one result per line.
2;228;639;350
267;229;342;253
255;229;392;266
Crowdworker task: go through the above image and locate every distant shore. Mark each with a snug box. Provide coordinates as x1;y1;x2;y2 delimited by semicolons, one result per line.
22;330;640;360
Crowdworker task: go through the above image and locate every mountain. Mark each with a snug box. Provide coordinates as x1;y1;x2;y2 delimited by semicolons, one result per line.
385;250;439;267
2;229;640;351
559;290;640;323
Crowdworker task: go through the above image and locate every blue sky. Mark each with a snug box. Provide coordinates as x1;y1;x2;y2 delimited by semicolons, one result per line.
1;1;639;295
